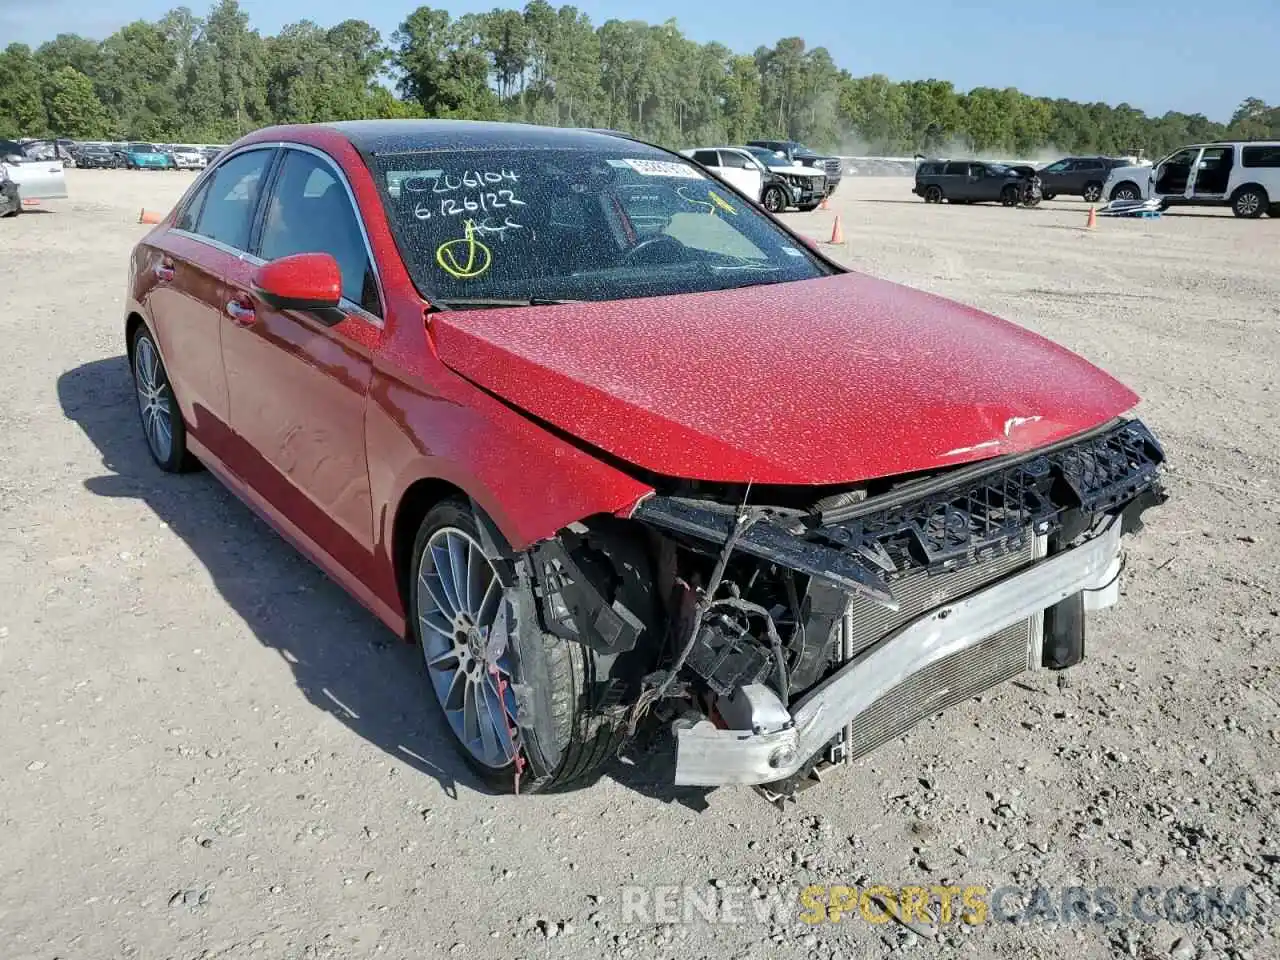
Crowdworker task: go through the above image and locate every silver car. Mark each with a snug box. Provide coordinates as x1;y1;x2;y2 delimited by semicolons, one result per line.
1;139;67;216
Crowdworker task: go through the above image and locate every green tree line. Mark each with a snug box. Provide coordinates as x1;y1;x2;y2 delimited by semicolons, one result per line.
2;0;1277;156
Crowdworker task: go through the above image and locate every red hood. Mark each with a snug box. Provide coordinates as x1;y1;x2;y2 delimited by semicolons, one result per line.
431;272;1138;485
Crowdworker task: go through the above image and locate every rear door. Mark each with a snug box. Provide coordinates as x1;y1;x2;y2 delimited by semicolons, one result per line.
5;159;67;201
942;161;969;198
219;145;381;578
149;146;276;461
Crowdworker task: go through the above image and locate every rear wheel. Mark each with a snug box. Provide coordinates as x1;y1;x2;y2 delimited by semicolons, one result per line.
761;185;787;213
410;500;647;794
1082;181;1103;203
1042;191;1057;201
923;185;943;203
1232;186;1266;219
1111;182;1141;202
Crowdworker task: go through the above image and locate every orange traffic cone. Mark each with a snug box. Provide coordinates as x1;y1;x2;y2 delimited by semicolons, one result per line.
1085;205;1097;230
828;215;844;245
819;194;830;211
138;208;162;225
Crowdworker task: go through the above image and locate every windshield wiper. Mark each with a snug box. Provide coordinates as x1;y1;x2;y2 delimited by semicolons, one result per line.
429;297;583;311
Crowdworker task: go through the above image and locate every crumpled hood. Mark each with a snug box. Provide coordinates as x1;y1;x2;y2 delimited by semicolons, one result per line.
431;272;1139;485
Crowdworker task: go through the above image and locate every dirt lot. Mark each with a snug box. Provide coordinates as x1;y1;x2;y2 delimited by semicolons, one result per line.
1;168;1277;960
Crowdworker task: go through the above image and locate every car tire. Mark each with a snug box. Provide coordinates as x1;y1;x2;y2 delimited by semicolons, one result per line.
409;500;651;794
761;185;788;213
1231;186;1267;219
1042;191;1056;201
1001;185;1019;207
130;326;197;473
1082;182;1103;203
923;185;943;203
1111;182;1141;202
1;186;19;218
1268;203;1280;218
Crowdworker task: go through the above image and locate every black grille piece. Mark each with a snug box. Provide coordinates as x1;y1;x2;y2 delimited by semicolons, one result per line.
633;419;1165;605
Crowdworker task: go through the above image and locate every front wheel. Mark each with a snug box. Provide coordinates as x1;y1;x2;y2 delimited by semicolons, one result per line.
761;185;788;213
1082;182;1103;203
130;326;196;472
1232;186;1267;219
409;501;646;794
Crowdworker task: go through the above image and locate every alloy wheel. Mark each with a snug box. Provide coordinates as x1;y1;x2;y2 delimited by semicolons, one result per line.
133;336;173;464
416;527;520;768
1083;183;1102;203
1236;192;1261;217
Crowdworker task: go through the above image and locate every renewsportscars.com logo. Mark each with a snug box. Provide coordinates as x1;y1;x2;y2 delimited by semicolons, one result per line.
619;883;1253;927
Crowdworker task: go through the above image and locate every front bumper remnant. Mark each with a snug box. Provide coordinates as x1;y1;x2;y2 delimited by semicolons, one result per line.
673;518;1124;786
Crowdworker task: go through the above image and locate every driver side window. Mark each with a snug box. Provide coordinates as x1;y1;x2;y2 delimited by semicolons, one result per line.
258;149;380;317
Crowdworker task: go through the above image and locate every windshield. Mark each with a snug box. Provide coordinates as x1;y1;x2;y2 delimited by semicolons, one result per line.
129;143;158;153
372;147;831;304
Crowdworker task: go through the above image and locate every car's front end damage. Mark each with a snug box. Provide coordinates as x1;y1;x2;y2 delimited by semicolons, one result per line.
522;417;1165;795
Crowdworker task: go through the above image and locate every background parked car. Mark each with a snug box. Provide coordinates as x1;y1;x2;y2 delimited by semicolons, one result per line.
73;143;120;169
124;142;172;170
168;145;208;170
1103;141;1280;218
914;160;1042;206
742;146;826;210
0;138;68;216
747;139;843;195
1037;156;1130;202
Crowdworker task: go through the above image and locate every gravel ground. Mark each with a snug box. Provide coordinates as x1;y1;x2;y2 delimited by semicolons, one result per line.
1;169;1277;960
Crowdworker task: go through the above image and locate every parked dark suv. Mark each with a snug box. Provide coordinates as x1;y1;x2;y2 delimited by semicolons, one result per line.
914;160;1042;206
1036;157;1128;202
747;139;843;195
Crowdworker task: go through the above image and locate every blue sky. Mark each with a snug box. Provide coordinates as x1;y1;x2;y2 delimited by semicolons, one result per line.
4;0;1276;122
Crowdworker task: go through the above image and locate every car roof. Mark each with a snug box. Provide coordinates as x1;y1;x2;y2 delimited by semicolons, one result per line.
318;119;669;157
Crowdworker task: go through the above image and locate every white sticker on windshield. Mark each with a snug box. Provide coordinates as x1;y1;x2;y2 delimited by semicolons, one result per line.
621;158;704;179
780;246;803;257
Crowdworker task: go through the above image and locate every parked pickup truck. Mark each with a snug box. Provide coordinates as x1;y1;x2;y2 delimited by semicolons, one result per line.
747;139;843;196
1;139;68;216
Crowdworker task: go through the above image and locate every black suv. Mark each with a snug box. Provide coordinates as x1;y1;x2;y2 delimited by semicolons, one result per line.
746;139;843;195
1036;156;1128;202
914;160;1042;206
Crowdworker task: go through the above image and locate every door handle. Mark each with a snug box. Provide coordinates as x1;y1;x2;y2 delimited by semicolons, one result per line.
154;261;175;282
225;297;256;327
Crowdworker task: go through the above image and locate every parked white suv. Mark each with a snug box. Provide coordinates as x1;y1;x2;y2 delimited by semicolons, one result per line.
1102;141;1280;218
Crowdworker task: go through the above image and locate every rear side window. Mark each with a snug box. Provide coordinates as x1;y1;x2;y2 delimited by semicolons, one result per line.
176;180;210;232
943;162;967;175
917;162;941;175
195;149;272;251
1242;145;1280;168
691;150;719;167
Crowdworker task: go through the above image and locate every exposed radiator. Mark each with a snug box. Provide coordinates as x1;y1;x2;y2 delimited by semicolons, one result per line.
845;619;1033;762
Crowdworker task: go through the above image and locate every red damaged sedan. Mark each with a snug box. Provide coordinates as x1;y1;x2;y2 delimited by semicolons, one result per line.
124;121;1166;797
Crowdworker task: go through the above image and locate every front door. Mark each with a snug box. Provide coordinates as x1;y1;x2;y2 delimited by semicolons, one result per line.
1153;148;1200;200
714;150;764;199
1189;146;1234;200
219;146;382;581
150;147;276;461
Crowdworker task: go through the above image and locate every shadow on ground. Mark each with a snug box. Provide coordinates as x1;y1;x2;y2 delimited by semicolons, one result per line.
58;355;716;810
58;355;473;800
